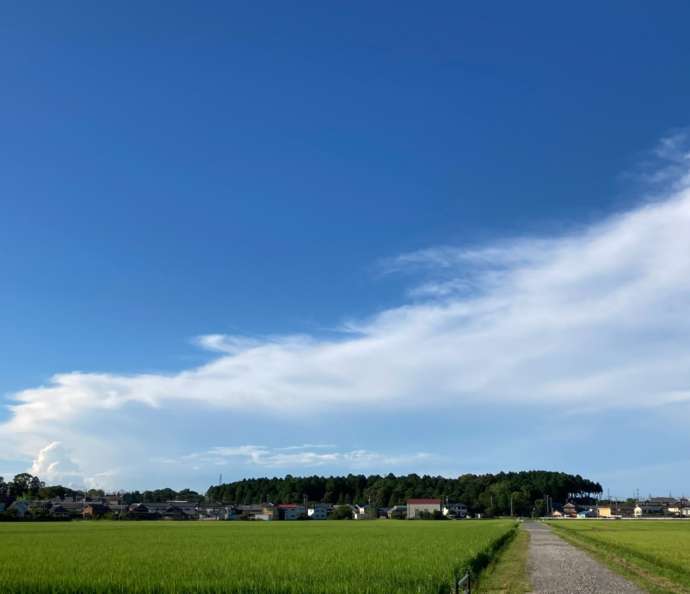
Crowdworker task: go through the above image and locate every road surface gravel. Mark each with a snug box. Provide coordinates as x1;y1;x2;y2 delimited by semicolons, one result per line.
524;521;645;593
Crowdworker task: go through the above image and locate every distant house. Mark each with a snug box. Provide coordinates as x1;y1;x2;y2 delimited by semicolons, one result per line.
307;504;329;520
199;505;238;520
144;501;198;517
353;504;369;520
388;505;406;519
443;502;468;519
275;504;306;520
9;501;29;518
634;505;643;518
166;501;198;516
550;510;563;518
50;505;72;520
83;503;110;519
406;499;442;519
128;503;157;520
161;505;189;520
236;504;268;520
562;503;577;518
105;495;121;507
667;500;690;517
57;499;89;515
576;508;597;519
639;501;665;516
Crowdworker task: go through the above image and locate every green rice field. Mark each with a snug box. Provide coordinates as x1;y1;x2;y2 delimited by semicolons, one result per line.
548;520;690;594
0;520;515;593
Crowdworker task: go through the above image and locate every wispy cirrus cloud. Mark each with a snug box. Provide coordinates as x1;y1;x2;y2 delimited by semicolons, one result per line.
154;446;432;470
3;133;690;490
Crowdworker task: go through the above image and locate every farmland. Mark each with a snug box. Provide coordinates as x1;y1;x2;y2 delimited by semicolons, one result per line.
547;520;690;593
0;520;515;593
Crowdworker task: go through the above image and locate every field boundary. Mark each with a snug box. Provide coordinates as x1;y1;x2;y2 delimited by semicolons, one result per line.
548;522;690;594
454;522;519;592
473;524;530;593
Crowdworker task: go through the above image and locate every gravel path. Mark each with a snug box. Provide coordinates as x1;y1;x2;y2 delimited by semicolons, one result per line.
524;521;645;593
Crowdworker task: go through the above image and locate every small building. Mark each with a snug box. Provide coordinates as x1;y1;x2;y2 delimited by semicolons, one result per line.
406;498;442;519
83;503;110;519
128;503;157;520
639;501;665;516
658;499;690;517
161;505;189;520
633;505;643;518
236;504;268;520
353;504;370;520
50;505;72;520
199;505;238;520
597;506;613;518
275;504;306;520
576;508;597;519
550;510;564;518
9;500;29;518
562;503;577;518
388;505;407;519
308;505;329;520
444;502;468;519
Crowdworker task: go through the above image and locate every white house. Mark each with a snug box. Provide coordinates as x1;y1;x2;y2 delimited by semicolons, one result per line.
443;502;468;519
353;504;370;520
407;498;442;519
308;505;329;520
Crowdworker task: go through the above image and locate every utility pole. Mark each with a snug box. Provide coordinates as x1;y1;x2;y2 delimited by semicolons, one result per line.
510;493;514;517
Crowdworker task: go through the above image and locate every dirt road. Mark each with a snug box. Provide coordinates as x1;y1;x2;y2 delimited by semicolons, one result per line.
523;522;644;593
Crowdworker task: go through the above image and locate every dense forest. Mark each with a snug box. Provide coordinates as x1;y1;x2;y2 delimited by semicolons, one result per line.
206;471;602;516
3;470;602;517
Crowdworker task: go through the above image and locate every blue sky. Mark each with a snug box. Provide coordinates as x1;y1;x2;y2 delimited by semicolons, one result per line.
3;2;690;498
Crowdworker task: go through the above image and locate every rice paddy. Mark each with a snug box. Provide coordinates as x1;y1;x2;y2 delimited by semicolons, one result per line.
547;520;690;593
0;520;516;593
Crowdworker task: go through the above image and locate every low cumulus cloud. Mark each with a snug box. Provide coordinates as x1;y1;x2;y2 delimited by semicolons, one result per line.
3;134;690;487
29;442;84;487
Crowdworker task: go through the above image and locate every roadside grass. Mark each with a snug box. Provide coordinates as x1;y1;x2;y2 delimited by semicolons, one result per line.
547;520;690;594
476;525;531;593
0;520;516;593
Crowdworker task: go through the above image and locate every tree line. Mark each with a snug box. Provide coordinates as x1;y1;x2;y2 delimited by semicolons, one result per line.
0;474;203;508
2;470;602;517
206;471;602;516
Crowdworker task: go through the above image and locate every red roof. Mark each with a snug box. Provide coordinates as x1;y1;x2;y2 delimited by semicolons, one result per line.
407;498;442;505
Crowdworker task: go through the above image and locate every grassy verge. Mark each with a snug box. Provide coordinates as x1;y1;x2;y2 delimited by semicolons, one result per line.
547;522;690;594
475;525;530;593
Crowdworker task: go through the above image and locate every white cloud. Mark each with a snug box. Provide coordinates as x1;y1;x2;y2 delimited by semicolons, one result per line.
30;442;84;486
160;445;431;470
3;134;690;488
